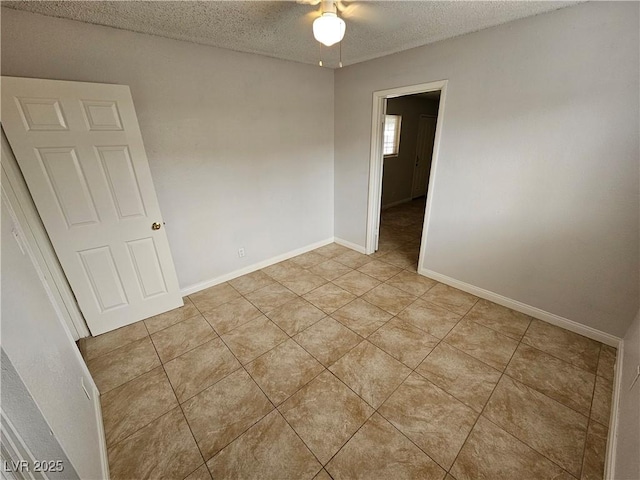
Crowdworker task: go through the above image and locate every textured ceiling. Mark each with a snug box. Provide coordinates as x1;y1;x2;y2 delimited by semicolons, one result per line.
3;1;581;68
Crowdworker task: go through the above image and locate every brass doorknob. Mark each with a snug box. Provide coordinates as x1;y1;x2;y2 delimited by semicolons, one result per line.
152;222;162;230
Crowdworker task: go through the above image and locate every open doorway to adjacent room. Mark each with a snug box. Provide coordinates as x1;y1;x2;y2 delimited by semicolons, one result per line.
366;81;446;273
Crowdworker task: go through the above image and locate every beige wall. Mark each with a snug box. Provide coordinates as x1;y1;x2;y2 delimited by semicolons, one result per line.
1;8;335;292
382;96;439;208
334;1;639;337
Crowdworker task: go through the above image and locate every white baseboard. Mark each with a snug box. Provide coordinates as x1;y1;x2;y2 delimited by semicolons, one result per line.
604;340;624;479
334;237;367;254
181;237;335;296
381;197;413;210
419;268;621;347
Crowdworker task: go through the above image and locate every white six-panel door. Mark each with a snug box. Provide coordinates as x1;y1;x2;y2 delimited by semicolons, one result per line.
2;77;182;335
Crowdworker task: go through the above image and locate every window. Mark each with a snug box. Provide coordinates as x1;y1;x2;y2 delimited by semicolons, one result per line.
383;114;401;156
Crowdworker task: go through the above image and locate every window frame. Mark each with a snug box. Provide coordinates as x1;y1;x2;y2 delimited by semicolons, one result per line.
383;114;402;158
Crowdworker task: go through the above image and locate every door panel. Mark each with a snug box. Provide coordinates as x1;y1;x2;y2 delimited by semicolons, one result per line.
78;246;129;312
36;146;100;227
127;237;168;298
412;115;437;198
2;76;182;335
96;145;147;219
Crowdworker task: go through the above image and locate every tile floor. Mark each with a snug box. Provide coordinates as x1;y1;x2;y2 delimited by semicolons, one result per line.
81;199;616;480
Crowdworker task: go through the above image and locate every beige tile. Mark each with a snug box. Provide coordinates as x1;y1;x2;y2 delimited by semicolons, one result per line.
444;320;518;371
221;315;288;364
329;341;411;408
189;283;241;312
81;321;148;360
416;342;501;412
164;338;241;403
369;318;439;368
379;373;478;469
151;315;216;363
522;319;601;373
207;410;321;479
591;375;613;426
182;369;273;460
505;343;595;416
362;284;416;315
397;298;461;339
464;299;531;340
246;339;324;405
308;259;353;281
597;345;617;381
378;249;417;269
279;370;374;464
581;420;608;480
314;243;350;259
262;260;304;282
266;297;326;336
483;376;588;477
332;298;392;337
101;367;177;447
450;416;574;480
228;270;275;295
107;408;202;480
333;249;374;269
245;283;298;313
87;336;160;393
370;246;394;257
357;260;402;281
385;270;437;296
294;317;363;366
421;283;478;316
291;250;327;269
313;469;332;480
202;297;262;334
332;270;381;296
326;413;446;480
281;270;328;295
144;297;200;334
184;464;212;480
303;283;357;314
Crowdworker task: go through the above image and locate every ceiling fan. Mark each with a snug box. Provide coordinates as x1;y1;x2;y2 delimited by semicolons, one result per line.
298;0;376;66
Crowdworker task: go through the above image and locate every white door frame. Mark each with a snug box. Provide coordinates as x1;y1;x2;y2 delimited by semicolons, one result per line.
1;129;90;339
365;80;448;273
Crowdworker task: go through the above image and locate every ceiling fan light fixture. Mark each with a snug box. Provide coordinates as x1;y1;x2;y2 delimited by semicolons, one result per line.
313;12;346;47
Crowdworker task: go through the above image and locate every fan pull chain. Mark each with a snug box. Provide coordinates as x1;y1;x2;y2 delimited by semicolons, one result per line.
319;43;323;67
339;40;343;68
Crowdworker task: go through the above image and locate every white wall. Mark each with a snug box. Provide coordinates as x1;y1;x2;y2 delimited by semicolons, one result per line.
1;199;106;479
1;8;335;292
613;309;640;480
1;350;79;480
334;1;639;337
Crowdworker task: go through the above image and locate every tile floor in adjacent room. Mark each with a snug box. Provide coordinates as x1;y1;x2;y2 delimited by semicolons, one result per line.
80;199;616;480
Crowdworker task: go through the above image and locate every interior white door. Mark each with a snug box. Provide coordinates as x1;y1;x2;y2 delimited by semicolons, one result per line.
2;76;183;336
411;115;437;198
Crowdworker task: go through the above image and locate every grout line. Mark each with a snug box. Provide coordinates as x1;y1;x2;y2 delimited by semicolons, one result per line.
444;332;520;473
104;203;608;478
189;330;275;463
146;331;207;467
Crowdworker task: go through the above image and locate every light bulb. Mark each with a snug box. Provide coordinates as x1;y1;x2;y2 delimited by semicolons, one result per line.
313;12;346;47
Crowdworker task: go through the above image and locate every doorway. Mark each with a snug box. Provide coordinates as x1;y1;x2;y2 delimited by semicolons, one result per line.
365;81;447;275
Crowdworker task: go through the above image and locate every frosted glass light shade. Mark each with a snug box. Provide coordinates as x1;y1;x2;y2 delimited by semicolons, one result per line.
313;12;346;47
